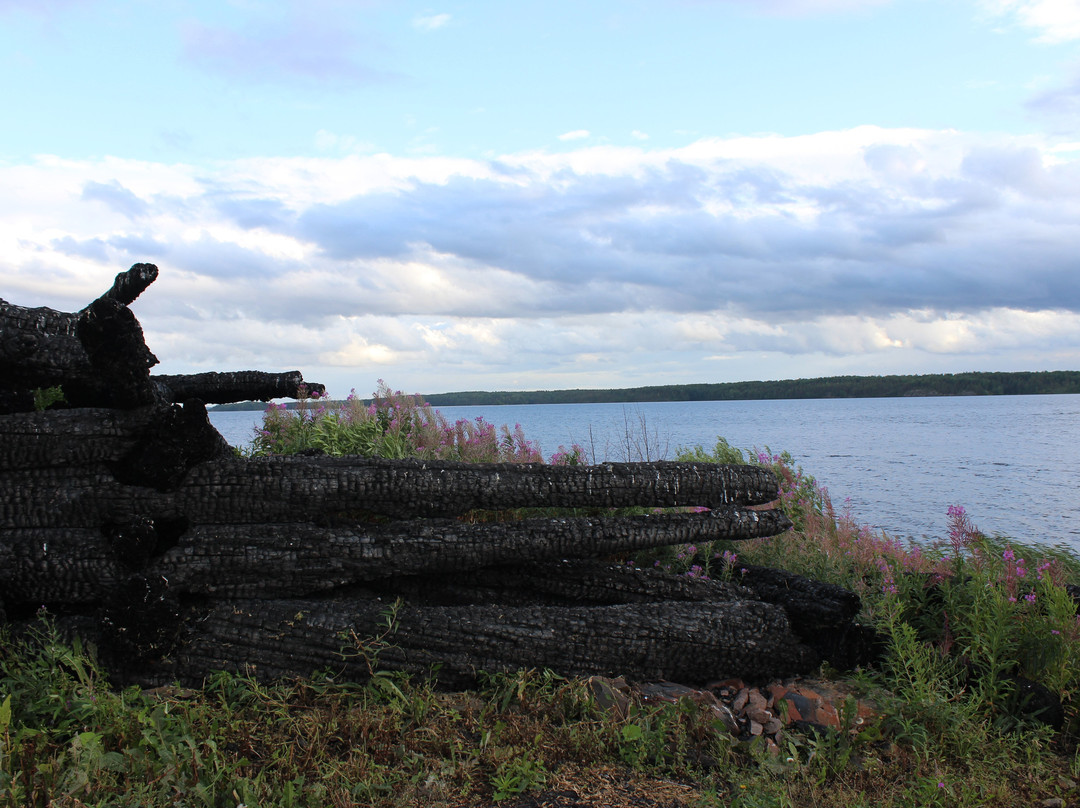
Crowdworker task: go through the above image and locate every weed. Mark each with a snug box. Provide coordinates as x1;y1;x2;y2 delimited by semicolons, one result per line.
31;386;65;412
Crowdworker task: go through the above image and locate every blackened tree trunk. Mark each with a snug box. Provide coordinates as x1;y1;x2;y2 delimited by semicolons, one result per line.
153;370;324;405
125;596;819;689
2;455;782;532
0;264;161;413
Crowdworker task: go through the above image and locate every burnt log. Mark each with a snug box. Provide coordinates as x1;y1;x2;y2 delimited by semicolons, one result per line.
0;264;161;412
121;596;818;689
147;509;791;598
736;565;880;670
2;456;782;532
364;559;761;607
1;510;790;606
153;370;324;405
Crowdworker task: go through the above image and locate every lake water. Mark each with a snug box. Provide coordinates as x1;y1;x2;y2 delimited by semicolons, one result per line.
209;394;1080;551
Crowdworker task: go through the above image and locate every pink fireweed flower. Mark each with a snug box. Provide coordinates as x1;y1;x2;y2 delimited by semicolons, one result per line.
946;504;976;558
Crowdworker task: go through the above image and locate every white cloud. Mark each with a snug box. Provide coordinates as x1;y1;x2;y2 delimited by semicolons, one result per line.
631;130;650;140
413;12;451;30
3;126;1080;394
557;129;591;141
978;0;1080;42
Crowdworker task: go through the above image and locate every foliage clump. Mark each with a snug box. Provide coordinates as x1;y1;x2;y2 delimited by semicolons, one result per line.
250;380;584;466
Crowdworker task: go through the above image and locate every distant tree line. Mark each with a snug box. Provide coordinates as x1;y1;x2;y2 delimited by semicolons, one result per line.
211;371;1080;411
421;371;1080;406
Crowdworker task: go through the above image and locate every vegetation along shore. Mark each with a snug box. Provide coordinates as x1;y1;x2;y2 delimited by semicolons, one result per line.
209;370;1080;410
5;384;1080;807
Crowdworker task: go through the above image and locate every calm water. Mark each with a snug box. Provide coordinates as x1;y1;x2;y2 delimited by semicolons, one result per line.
209;394;1080;550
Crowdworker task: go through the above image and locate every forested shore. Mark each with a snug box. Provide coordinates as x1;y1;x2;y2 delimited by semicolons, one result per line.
211;370;1080;410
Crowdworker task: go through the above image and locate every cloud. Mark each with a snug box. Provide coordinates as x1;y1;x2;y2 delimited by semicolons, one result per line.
180;16;391;85
1027;63;1080;128
81;180;150;219
4;126;1080;393
979;0;1080;42
413;12;451;31
558;130;591;141
50;235;110;262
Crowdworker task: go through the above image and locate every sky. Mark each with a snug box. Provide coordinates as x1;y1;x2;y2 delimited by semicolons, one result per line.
2;0;1080;397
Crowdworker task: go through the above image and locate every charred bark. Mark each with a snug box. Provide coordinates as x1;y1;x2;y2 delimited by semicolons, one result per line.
736;564;880;671
0;264;162;412
364;559;760;607
0;509;789;605
99;262;158;306
736;565;861;633
118;596;819;689
2;456;782;532
153;370;325;405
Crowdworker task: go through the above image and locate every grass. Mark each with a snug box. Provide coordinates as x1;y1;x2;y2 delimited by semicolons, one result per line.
5;391;1080;806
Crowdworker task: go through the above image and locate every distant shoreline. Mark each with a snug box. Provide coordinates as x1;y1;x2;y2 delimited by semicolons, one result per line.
208;370;1080;410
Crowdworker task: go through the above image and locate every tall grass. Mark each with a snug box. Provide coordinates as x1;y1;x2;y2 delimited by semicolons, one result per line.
663;435;1080;738
251;381;585;466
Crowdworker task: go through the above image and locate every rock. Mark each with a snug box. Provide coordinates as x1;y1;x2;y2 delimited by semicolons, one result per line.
1008;675;1064;730
588;676;631;719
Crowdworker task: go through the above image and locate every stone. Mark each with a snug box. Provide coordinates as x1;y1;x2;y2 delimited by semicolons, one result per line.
588;676;631;719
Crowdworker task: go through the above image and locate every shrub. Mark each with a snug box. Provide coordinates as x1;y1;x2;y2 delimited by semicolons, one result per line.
250;381;584;466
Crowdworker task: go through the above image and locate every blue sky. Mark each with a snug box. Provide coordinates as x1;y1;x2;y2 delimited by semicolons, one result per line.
2;0;1080;396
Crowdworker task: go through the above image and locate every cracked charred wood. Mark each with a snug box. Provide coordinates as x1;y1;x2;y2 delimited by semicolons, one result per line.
3;457;782;531
735;564;880;670
0;406;170;469
119;596;819;689
0;400;229;493
152;370;325;405
99;262;158;306
149;508;790;598
1;527;126;608
736;565;861;633
1;509;790;606
365;559;761;607
109;400;232;491
367;560;874;667
0;264;162;412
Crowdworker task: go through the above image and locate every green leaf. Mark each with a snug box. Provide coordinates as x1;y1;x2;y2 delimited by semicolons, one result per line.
0;694;11;732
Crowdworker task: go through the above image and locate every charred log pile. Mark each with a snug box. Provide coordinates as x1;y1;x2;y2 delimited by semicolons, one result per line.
1;265;869;689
